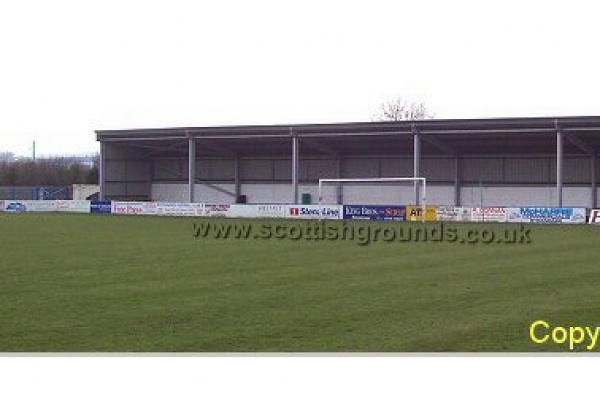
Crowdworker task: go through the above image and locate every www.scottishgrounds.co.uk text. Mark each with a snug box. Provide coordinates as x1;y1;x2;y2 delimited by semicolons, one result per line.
192;221;532;246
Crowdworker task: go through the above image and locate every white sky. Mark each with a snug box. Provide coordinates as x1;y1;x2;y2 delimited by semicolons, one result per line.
1;0;600;156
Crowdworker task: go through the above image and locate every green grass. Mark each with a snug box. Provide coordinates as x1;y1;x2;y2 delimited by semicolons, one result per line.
1;213;599;352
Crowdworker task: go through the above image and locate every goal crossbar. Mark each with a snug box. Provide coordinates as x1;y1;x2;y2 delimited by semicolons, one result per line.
318;177;427;222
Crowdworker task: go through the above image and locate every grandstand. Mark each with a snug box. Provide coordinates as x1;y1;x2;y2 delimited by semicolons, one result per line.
96;116;600;208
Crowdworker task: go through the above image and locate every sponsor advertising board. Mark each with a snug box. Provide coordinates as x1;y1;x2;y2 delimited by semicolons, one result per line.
589;209;600;224
406;206;438;222
507;207;586;224
111;201;157;215
57;200;91;213
90;201;112;214
436;206;472;222
203;204;258;218
471;207;507;223
155;202;204;216
257;204;285;218
285;205;342;220
3;200;27;213
225;205;259;218
204;204;231;217
3;200;59;213
343;205;406;221
0;200;3;211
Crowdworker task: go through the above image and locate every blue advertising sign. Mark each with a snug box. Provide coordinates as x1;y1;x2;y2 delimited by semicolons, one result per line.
343;205;406;221
4;201;27;213
90;201;112;214
507;207;586;224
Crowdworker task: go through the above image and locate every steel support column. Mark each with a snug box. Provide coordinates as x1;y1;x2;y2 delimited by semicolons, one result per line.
592;155;597;209
99;141;106;200
291;129;299;204
234;157;241;202
454;156;460;206
188;136;196;203
556;127;563;207
335;157;342;205
412;125;421;206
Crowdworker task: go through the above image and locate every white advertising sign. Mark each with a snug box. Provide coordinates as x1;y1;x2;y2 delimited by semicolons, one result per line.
257;204;285;218
204;204;260;218
471;207;507;222
285;205;342;219
589;209;600;224
225;204;259;218
111;201;157;215
436;206;472;222
3;200;28;212
204;204;231;217
56;200;91;213
155;202;204;216
3;200;59;213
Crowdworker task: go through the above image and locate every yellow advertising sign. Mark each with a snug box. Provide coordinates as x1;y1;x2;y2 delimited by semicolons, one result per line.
406;206;437;222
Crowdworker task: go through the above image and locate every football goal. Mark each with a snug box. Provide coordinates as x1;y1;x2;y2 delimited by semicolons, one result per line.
318;177;427;222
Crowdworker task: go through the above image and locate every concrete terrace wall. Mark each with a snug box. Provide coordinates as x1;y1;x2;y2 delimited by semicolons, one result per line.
151;183;596;208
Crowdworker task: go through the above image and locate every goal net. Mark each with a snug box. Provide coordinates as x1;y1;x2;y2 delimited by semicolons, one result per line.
318;177;427;220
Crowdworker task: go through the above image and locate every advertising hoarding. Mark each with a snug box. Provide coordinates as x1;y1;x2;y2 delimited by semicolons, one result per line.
285;205;342;219
589;209;600;224
155;202;204;216
257;204;285;218
225;205;259;218
111;201;157;215
343;205;406;221
57;200;91;213
3;200;28;213
3;200;58;213
471;207;507;223
90;201;112;214
406;206;438;222
204;204;231;217
436;206;472;222
507;207;586;224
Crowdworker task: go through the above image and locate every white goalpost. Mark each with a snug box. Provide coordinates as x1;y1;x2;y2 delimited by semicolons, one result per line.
318;177;427;222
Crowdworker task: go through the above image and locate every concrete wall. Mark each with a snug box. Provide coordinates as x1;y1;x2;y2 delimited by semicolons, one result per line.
152;183;596;208
72;184;99;200
103;143;152;200
150;155;597;184
104;144;597;206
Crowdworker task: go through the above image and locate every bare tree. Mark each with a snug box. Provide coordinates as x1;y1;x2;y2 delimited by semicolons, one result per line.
374;97;434;121
0;157;98;186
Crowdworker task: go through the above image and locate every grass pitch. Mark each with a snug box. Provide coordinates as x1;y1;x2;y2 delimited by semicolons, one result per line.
1;213;599;352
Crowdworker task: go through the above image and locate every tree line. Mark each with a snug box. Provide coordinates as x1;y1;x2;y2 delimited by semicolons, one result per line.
0;157;98;187
0;96;429;187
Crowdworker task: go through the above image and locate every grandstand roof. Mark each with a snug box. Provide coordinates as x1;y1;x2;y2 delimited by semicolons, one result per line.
96;116;600;157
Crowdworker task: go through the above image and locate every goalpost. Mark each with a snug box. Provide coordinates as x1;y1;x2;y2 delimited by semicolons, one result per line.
318;177;427;223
